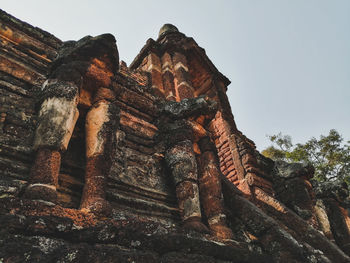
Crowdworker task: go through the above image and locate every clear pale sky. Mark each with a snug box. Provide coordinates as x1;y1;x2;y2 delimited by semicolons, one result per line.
2;0;349;151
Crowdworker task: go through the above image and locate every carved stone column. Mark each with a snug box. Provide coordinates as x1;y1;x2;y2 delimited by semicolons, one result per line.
165;139;202;222
24;34;119;215
159;96;224;234
25;79;80;204
314;181;350;256
80;92;119;214
198;137;233;239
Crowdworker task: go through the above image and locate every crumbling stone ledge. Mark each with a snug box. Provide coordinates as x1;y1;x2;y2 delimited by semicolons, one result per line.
0;197;271;263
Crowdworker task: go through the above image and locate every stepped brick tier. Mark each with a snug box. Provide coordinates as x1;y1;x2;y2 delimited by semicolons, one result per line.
0;9;349;262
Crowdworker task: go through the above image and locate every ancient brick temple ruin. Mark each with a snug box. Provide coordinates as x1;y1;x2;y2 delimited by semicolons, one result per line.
0;9;349;262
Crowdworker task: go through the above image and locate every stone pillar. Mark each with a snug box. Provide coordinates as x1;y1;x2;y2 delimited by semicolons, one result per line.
198;137;233;239
24;80;80;203
273;161;320;229
208;112;253;198
166;140;201;220
315;199;335;241
159;97;218;233
80;88;119;214
323;198;350;255
24;34;119;212
164;128;208;233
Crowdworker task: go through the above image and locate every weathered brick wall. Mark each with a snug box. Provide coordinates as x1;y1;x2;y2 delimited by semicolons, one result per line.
0;9;61;197
107;63;178;220
0;10;178;219
1;10;349;262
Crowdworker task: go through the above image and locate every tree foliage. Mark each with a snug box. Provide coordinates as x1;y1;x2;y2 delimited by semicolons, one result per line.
262;129;350;185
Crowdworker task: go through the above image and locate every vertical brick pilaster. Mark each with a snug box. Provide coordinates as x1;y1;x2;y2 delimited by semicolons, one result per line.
208;111;253;197
172;52;194;100
147;52;164;95
161;52;176;101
